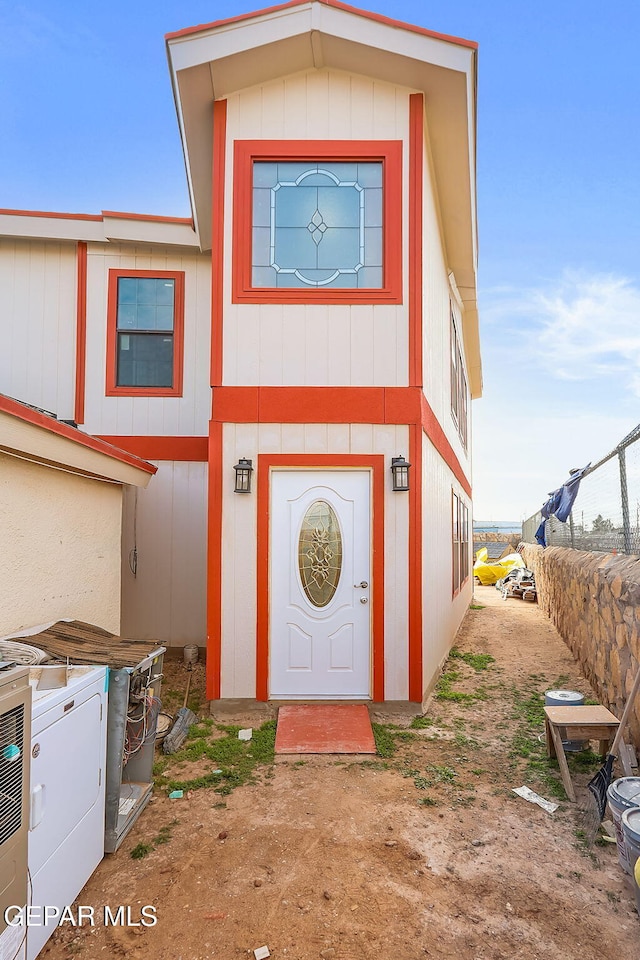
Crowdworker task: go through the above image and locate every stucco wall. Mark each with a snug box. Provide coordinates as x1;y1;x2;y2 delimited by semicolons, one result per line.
0;453;122;635
521;544;640;747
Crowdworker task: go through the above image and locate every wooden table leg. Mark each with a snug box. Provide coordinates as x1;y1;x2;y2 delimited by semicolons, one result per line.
545;718;555;759
549;722;576;802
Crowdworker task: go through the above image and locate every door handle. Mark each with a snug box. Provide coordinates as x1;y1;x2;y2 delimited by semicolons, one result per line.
354;581;369;588
360;597;368;604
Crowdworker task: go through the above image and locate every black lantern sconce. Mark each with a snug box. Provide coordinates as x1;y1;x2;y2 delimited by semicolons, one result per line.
234;458;253;493
391;455;411;492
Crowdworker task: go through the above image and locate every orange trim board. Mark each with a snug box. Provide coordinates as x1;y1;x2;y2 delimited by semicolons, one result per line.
211;100;227;386
255;454;385;702
207;421;224;700
408;93;424;389
232;140;402;305
210;386;471;496
96;437;208;462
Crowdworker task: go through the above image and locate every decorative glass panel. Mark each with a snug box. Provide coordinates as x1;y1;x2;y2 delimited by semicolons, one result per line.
252;161;383;289
298;500;343;607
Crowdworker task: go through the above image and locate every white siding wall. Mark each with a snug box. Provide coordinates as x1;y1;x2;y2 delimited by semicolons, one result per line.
223;70;410;388
120;461;207;645
220;422;409;699
0;238;77;418
83;243;211;437
421;132;472;475
421;436;472;696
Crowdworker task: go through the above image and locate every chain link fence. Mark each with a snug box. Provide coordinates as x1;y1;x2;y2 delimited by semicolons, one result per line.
522;423;640;555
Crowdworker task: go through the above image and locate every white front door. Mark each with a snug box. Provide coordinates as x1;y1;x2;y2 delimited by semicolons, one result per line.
270;470;371;699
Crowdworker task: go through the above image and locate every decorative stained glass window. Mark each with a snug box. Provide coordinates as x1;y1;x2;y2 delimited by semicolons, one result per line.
298;500;343;607
252;162;383;289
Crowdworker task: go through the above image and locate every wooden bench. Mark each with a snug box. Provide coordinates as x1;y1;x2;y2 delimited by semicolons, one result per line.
543;705;620;802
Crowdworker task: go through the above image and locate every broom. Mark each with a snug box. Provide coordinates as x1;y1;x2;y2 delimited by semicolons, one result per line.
163;664;198;755
587;668;640;821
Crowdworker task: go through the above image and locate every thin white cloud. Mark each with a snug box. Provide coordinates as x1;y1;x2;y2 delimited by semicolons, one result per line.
482;271;640;393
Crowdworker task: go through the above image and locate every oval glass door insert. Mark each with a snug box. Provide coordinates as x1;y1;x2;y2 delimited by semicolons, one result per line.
298;500;343;607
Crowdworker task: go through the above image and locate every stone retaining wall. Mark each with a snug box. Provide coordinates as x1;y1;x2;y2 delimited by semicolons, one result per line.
520;544;640;749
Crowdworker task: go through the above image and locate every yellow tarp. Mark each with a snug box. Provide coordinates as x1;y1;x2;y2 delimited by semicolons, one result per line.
473;548;525;586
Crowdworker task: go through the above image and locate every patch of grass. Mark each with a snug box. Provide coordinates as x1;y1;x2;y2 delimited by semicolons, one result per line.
449;648;495;672
156;719;276;796
469;603;485;610
372;723;418;757
410;715;435;729
130;842;153;860
418;796;438;806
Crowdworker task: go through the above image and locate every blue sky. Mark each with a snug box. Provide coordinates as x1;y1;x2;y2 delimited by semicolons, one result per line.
2;0;639;520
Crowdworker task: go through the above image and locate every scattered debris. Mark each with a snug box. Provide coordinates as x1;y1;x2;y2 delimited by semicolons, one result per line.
168;790;184;800
218;830;228;840
239;728;253;741
253;879;263;887
512;785;558;814
322;890;332;901
203;912;227;920
253;946;270;960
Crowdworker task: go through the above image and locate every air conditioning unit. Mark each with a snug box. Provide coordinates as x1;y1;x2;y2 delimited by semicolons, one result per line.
0;664;31;946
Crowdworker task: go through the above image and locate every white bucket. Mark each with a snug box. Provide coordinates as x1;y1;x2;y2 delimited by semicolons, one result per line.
621;807;640;918
545;690;587;751
183;644;199;665
607;777;640;874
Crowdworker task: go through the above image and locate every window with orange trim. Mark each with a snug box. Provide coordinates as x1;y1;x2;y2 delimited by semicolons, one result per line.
106;269;184;397
233;140;403;305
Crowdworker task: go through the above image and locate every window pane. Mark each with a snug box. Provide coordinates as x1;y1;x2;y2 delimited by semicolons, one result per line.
316;228;360;269
316;186;360;227
274;185;318;227
252;160;384;289
118;278;137;304
155;280;175;306
117;332;173;387
116;277;175;331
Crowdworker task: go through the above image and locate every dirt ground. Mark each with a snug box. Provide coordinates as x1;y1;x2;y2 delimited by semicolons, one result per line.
44;587;639;960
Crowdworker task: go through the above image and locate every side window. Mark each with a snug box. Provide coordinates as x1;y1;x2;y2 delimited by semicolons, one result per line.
452;491;470;595
450;305;469;449
106;270;184;397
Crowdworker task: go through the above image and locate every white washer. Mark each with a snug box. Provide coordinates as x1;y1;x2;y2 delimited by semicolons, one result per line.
27;665;107;960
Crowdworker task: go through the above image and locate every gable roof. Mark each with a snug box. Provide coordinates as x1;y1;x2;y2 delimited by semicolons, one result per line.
165;0;480;396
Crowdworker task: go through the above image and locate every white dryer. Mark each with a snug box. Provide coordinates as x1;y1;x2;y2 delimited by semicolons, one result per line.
27;665;107;960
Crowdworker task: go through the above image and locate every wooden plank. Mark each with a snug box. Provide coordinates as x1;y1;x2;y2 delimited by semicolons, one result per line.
544;705;619;726
28;620;163;668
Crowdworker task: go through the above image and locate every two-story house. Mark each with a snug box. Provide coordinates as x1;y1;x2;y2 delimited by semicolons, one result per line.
0;0;481;705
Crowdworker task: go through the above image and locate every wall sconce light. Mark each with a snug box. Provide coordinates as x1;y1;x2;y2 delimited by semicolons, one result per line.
391;455;411;492
234;458;253;493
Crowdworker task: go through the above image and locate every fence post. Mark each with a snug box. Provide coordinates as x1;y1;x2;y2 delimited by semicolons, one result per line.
619;447;632;555
569;511;575;548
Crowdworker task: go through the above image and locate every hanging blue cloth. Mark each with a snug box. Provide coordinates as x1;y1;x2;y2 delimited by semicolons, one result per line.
535;521;547;547
540;463;590;525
